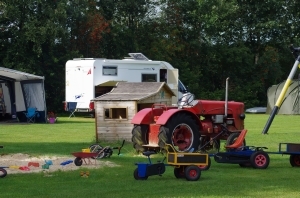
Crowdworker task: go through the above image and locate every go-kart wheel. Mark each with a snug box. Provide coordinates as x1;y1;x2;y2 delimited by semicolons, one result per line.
89;144;105;159
0;168;7;178
198;157;211;171
133;168;148;180
174;167;185;178
74;157;83;166
185;165;201;181
250;151;270;169
289;154;300;167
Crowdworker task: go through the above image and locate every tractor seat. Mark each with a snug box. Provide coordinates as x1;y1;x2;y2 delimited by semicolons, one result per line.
225;129;248;149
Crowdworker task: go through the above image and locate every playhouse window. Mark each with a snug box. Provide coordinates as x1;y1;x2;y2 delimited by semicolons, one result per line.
104;107;127;120
103;66;117;76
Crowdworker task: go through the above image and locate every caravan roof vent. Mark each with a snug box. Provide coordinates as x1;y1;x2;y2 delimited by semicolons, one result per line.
128;53;150;61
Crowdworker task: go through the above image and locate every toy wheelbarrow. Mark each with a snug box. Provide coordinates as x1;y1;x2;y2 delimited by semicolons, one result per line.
71;152;98;166
0;146;7;178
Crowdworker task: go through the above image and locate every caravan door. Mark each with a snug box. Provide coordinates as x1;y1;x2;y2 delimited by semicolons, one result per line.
167;69;179;104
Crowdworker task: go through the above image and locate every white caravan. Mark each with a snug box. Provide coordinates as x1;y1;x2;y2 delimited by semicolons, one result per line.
65;53;189;112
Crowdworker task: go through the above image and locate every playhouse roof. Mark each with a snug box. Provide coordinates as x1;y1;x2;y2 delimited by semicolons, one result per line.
92;82;176;101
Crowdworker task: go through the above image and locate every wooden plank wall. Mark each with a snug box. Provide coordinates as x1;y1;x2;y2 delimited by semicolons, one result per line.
95;101;136;142
94;88;173;142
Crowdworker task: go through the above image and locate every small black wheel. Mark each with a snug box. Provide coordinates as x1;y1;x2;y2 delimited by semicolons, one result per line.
89;144;105;159
185;165;201;181
174;167;185;178
289;154;300;167
198;157;211;171
133;168;148;180
0;168;7;178
74;157;83;166
250;151;270;169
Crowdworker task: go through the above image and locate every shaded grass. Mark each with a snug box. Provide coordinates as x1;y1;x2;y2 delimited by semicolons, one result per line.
1;114;300;198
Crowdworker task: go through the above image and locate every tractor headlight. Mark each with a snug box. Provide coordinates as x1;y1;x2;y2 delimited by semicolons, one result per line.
239;113;246;120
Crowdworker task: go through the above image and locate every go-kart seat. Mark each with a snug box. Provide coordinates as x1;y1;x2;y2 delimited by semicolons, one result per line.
225;129;248;149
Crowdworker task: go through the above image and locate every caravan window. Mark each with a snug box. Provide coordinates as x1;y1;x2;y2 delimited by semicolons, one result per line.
142;74;157;82
103;66;117;76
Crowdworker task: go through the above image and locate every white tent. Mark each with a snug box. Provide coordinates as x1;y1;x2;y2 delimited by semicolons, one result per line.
266;80;300;115
0;67;47;122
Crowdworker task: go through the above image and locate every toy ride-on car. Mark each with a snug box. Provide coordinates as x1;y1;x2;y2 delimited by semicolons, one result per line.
134;144;209;181
213;129;270;169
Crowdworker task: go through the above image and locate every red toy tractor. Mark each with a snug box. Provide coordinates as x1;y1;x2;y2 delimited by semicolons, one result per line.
131;92;246;153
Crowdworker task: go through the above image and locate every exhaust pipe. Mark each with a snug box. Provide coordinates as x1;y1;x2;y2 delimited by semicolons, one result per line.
225;77;229;117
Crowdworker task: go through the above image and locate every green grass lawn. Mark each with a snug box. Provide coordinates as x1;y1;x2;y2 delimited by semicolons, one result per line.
1;114;300;198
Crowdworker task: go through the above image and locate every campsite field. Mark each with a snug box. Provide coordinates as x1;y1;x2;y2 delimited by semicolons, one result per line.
1;114;300;198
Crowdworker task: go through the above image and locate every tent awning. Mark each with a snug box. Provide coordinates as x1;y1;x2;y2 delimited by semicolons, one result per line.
0;67;44;81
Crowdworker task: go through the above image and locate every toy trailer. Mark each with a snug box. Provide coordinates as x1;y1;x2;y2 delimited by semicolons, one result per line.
64;53;189;114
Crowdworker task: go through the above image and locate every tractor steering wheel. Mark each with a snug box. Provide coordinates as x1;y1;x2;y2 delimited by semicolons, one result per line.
177;93;195;108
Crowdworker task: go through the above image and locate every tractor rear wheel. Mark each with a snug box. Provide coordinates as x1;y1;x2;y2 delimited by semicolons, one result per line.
158;113;200;152
226;132;246;151
132;125;148;153
289;154;300;167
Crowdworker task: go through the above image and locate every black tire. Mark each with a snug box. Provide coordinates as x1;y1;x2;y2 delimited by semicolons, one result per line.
174;167;185;178
198;157;211;171
74;157;83;166
133;168;148;180
185;165;201;181
0;168;7;178
226;132;246;151
89;144;105;159
289;154;300;167
132;125;148;153
158;113;200;152
250;151;270;169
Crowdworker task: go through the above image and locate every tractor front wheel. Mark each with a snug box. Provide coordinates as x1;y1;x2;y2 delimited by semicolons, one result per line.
289;154;300;167
158;113;200;152
132;125;148;153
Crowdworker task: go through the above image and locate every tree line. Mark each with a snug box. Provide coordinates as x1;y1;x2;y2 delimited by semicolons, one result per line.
1;0;300;112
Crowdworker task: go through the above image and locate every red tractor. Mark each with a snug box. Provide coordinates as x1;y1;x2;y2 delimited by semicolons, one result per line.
131;92;246;153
